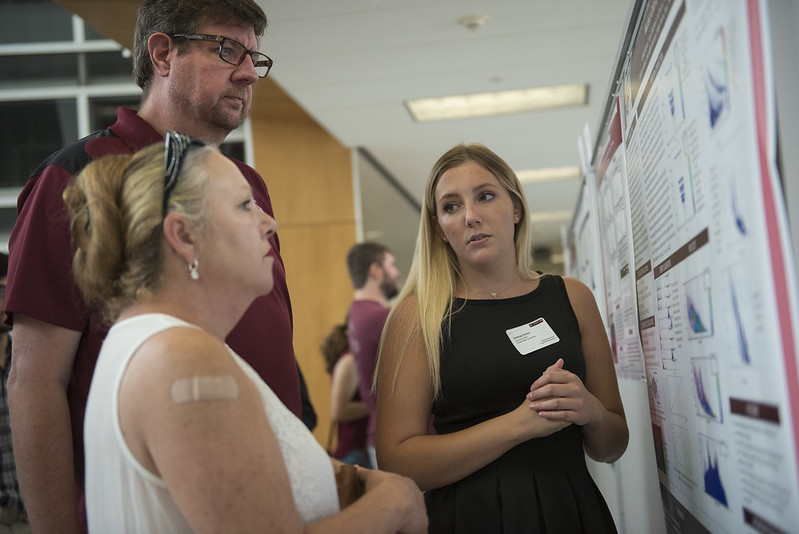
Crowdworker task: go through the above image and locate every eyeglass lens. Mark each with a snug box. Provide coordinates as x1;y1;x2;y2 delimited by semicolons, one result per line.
219;38;271;78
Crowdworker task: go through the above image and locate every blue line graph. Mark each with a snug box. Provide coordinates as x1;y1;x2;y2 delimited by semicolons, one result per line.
691;357;723;423
693;365;716;419
730;277;751;365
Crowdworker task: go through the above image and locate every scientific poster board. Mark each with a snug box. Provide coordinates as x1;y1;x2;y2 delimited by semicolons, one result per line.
595;100;646;380
569;0;799;531
567;173;606;319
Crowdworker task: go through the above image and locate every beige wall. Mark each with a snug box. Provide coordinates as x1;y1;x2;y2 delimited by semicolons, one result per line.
251;81;356;446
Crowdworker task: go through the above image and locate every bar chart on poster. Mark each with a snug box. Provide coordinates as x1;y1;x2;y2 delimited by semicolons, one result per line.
567;0;799;532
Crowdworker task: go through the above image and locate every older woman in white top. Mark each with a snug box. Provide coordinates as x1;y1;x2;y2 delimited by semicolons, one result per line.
67;132;426;534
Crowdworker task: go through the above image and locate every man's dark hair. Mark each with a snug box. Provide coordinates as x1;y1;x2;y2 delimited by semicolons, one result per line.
346;242;391;290
133;0;268;97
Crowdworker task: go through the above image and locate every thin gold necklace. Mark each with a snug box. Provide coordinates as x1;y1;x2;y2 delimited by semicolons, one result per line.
470;280;517;299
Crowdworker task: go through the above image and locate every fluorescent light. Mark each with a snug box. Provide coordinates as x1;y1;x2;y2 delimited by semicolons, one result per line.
528;211;573;223
405;83;587;122
517;165;582;183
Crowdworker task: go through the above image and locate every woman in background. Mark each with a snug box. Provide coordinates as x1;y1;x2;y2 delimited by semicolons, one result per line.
321;321;370;467
375;143;628;533
69;132;426;533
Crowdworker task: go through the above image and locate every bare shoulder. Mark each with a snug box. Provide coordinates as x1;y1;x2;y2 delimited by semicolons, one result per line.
562;276;600;308
123;326;242;397
116;324;266;479
381;295;422;352
378;294;425;386
333;352;355;374
336;351;354;365
388;295;419;327
395;294;419;314
560;276;603;329
561;275;593;300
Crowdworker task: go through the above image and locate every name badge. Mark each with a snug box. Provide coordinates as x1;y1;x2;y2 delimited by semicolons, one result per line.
506;318;560;355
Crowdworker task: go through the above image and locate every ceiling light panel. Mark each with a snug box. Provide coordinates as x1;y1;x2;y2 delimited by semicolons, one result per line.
517;166;582;183
405;83;588;122
528;210;574;223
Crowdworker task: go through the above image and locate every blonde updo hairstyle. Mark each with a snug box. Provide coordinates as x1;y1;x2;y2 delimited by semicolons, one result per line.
63;141;216;322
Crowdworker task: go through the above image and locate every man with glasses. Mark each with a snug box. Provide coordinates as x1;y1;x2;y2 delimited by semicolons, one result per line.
4;2;298;533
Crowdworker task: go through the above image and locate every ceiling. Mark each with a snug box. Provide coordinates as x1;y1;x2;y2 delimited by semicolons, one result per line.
256;0;634;250
56;0;635;252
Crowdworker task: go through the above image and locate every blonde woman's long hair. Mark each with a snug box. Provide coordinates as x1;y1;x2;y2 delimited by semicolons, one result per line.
377;143;537;398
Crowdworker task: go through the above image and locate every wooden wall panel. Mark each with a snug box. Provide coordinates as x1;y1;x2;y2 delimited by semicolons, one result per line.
276;224;355;447
250;101;356;446
253;116;354;226
54;0;139;48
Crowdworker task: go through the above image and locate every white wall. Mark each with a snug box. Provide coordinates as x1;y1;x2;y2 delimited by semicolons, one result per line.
356;150;420;281
588;379;665;534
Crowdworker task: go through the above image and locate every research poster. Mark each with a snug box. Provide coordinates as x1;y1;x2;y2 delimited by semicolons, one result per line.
567;175;606;321
594;100;646;380
618;0;799;532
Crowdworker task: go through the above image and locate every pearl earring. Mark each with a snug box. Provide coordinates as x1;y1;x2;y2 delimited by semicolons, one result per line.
188;258;199;280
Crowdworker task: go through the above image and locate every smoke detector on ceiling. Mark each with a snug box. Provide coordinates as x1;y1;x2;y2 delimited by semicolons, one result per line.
457;14;490;32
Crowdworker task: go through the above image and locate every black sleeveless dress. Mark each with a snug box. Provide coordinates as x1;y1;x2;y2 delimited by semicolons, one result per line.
425;275;617;533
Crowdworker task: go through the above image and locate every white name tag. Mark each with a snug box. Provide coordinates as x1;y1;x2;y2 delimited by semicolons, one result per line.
506;318;560;355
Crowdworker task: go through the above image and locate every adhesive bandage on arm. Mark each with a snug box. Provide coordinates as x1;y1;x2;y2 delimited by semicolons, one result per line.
171;375;240;403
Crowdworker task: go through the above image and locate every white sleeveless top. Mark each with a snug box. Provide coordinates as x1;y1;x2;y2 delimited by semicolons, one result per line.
84;313;339;532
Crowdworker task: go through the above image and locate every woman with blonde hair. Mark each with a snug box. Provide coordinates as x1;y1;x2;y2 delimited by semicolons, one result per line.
68;132;426;533
376;143;628;533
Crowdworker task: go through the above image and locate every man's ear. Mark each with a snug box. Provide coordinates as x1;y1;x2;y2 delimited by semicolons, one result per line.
368;262;383;281
149;33;173;78
163;212;197;264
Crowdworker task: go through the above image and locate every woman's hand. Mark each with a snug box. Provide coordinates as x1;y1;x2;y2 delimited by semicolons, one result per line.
508;390;571;442
527;358;606;428
358;467;428;534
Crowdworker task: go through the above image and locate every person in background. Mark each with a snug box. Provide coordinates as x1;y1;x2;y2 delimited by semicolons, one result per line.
0;253;29;534
346;242;401;469
320;321;369;467
375;143;628;533
5;2;302;532
71;134;426;533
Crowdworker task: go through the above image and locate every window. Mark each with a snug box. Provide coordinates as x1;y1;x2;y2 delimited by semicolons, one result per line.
89;96;139;132
0;2;139;248
0;54;80;87
0;1;256;249
0;1;72;44
0;99;77;186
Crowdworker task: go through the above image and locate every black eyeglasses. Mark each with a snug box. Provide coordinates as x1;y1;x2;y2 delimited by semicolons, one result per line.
172;33;273;78
163;131;205;217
